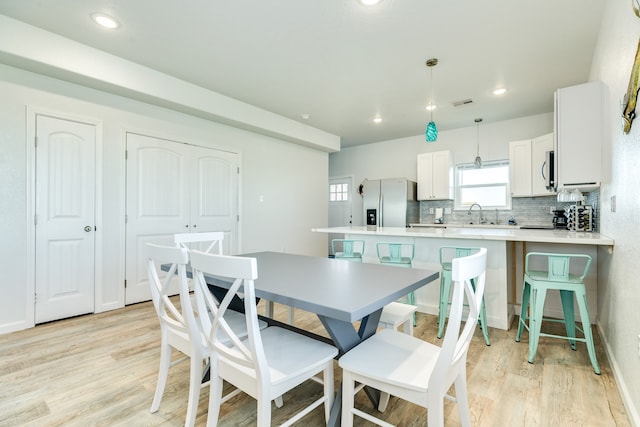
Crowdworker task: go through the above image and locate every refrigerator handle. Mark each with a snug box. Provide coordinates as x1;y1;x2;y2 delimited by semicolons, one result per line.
379;193;383;227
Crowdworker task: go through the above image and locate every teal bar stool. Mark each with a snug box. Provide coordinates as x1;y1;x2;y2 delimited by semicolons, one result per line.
376;242;417;326
516;252;600;374
438;246;491;345
331;239;364;262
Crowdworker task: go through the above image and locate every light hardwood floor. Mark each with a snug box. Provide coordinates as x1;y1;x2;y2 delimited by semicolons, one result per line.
0;300;630;426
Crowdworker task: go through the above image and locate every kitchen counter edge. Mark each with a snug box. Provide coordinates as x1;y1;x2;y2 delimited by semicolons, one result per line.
312;226;615;246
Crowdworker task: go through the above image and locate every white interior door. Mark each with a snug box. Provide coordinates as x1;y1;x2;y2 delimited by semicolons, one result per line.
190;146;239;254
35;115;96;323
125;133;239;304
328;176;353;255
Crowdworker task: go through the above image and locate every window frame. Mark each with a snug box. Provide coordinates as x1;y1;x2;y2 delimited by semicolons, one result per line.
454;159;512;211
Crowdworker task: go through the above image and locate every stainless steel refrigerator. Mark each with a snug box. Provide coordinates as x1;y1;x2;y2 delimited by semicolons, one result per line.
362;178;419;227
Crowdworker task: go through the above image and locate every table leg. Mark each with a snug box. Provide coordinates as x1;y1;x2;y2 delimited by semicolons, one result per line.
318;309;383;427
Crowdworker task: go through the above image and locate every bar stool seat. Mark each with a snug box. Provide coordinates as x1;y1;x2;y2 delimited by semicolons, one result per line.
515;252;600;374
438;246;491;345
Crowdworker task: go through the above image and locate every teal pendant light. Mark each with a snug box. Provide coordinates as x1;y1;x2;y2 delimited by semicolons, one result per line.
426;121;438;142
425;58;439;143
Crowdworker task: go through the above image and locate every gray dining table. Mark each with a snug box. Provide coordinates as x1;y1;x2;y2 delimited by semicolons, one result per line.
211;251;439;426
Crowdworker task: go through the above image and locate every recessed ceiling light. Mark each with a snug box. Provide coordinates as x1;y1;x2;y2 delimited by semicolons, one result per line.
373;117;382;123
425;104;437;111
359;0;382;5
91;13;120;29
493;87;508;95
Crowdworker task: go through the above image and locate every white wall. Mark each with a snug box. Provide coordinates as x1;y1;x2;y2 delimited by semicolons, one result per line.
330;113;553;225
590;2;640;424
0;64;329;333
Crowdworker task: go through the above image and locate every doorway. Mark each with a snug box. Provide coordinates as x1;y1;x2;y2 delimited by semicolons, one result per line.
328;176;354;255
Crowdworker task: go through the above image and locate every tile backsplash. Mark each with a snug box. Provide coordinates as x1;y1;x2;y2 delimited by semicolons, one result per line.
418;191;600;231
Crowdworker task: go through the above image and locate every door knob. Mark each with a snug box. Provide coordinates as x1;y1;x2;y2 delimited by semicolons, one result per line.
84;225;93;232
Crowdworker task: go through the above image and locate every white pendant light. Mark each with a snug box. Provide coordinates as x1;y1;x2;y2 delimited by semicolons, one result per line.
474;118;483;168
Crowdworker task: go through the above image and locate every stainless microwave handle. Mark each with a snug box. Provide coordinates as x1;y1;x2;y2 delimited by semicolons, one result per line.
541;160;547;180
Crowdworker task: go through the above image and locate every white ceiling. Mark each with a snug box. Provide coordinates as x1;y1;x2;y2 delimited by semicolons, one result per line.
0;0;606;147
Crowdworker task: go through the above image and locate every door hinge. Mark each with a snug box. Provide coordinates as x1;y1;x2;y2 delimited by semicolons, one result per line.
237;214;240;222
125;214;128;224
34;293;38;303
237;166;240;174
125;149;128;160
124;279;127;288
34;214;38;226
34;136;38;148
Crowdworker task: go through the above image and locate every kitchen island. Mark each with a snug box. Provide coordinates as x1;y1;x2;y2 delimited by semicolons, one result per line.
312;226;614;330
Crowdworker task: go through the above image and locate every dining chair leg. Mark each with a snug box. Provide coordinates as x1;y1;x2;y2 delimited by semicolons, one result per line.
256;394;272;427
150;341;172;412
185;356;204;426
207;376;224;427
323;364;335;421
341;370;355;427
454;368;472;427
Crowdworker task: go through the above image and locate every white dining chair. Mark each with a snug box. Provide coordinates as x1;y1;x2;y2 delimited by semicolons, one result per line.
174;231;224;254
339;247;488;427
146;243;208;427
147;242;268;426
189;250;339;427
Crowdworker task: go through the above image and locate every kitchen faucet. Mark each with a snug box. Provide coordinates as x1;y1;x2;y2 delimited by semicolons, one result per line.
468;203;484;224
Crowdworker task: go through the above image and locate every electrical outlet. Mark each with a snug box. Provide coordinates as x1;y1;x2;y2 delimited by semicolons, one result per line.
429;208;434;214
549;207;555;214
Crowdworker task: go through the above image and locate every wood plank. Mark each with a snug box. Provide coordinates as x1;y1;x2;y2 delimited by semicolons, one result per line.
0;300;630;426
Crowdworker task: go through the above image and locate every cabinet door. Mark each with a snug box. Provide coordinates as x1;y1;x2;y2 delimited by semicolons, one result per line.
531;133;553;196
509;139;532;197
431;150;452;199
417;152;433;200
555;82;602;188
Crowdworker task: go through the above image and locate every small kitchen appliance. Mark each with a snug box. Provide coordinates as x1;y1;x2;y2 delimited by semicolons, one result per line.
552;209;568;229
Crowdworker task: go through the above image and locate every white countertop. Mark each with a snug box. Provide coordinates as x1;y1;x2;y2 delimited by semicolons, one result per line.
312;226;615;246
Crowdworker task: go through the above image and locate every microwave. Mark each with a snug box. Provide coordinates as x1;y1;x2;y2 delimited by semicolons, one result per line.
544;150;555;191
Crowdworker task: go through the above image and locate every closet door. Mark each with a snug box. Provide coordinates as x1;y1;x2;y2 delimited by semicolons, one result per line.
124;133;239;304
125;133;189;304
190;147;238;254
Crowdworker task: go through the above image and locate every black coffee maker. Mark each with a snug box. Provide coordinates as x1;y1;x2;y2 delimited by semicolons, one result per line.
552;209;568;229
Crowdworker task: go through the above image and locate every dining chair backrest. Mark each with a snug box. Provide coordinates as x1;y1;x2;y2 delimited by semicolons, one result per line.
174;231;225;254
431;247;487;390
146;243;192;344
190;250;264;379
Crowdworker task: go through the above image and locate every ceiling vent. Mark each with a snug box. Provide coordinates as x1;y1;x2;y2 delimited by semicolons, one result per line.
452;98;474;107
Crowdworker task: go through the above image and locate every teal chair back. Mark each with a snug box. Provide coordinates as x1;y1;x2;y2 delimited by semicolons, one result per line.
331;239;364;262
376;242;414;266
526;252;591;283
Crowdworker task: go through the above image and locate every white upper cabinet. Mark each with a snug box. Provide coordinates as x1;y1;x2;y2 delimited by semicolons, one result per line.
509;133;554;197
417;150;453;200
509;139;532;197
554;81;602;190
